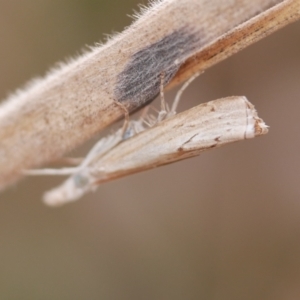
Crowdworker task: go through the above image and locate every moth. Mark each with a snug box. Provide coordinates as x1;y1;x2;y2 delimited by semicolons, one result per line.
25;73;268;206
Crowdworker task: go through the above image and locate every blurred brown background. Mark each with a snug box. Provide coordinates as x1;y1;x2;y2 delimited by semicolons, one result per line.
0;1;300;299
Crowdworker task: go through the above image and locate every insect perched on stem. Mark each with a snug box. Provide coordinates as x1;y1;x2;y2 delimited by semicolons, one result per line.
24;72;268;206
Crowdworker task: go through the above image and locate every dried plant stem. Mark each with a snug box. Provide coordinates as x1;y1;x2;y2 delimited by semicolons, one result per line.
170;0;300;87
0;0;299;190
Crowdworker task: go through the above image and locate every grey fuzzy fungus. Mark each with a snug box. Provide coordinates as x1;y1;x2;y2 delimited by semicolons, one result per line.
115;29;200;110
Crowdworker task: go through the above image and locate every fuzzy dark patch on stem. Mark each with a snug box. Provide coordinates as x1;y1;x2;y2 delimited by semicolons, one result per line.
115;28;200;111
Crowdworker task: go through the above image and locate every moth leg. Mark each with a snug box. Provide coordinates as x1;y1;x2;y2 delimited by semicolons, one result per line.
157;71;168;122
168;71;202;117
113;101;130;137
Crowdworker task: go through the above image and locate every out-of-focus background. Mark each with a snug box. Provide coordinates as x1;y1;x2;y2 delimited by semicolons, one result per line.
0;1;300;299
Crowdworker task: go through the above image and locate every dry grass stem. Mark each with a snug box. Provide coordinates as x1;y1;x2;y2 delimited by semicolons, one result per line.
0;0;299;190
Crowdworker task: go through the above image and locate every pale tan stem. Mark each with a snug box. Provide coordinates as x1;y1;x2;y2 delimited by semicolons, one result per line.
0;0;298;190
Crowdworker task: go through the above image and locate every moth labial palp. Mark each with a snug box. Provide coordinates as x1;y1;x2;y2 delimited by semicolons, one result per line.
24;71;201;206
